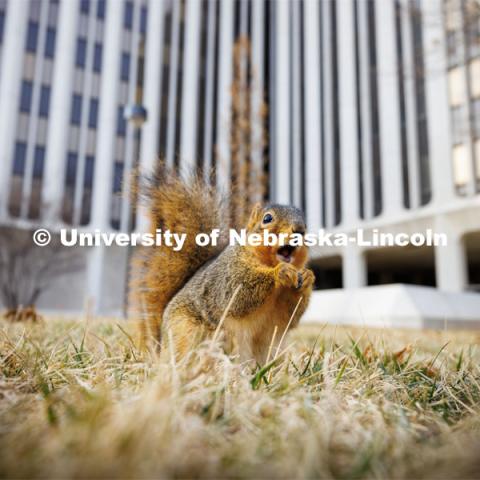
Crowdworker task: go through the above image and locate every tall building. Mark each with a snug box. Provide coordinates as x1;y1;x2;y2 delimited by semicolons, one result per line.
0;0;479;325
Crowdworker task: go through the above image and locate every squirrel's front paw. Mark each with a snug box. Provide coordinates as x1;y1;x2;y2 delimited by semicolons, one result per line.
275;263;302;289
298;268;315;292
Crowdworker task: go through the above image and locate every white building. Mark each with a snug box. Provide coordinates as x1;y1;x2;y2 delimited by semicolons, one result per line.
0;0;479;326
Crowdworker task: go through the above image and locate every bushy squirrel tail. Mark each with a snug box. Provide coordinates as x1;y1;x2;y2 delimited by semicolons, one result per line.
134;165;228;347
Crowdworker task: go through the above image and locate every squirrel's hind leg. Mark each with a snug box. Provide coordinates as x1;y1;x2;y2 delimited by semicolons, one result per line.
162;305;211;361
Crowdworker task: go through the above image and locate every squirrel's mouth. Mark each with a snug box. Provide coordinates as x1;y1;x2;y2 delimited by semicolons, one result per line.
276;245;296;263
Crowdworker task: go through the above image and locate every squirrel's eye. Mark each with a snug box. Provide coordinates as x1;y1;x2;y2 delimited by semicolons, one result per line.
262;213;273;224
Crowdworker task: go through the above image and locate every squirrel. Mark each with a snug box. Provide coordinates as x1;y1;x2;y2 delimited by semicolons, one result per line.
137;167;315;364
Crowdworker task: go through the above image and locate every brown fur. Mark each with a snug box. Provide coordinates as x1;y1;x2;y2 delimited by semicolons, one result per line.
138;168;314;363
136;166;228;346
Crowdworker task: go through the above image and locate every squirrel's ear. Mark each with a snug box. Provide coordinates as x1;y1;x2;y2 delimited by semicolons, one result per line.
247;202;262;229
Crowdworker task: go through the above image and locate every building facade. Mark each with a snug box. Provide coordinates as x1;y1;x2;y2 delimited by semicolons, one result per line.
0;0;479;323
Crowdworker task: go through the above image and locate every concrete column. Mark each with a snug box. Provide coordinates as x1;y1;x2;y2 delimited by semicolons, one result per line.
275;0;290;204
422;0;457;205
73;5;98;225
343;246;367;289
303;0;322;232
0;0;29;220
87;0;123;312
321;0;335;227
42;0;79;225
90;0;123;230
434;216;467;292
250;0;264;203
375;0;404;216
338;0;359;228
216;0;234;193
137;0;164;232
180;0;201;172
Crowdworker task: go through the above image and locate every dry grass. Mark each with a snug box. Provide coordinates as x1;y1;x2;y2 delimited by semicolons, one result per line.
1;317;480;479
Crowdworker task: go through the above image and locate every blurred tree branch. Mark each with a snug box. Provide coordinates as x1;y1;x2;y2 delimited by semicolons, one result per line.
0;227;83;321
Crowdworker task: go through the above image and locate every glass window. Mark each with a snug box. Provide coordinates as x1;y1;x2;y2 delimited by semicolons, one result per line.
66;152;78;186
140;6;147;34
39;85;50;117
451;106;466;144
33;146;45;178
117;106;126;136
472;98;480;138
80;0;89;14
475;140;480;184
124;1;134;30
75;37;87;68
20;80;33;113
121;52;130;81
45;27;56;58
0;10;5;43
475;140;480;182
448;67;466;107
467;12;480;59
453;144;471;187
113;161;124;192
447;31;461;67
469;58;480;98
26;21;39;53
30;1;41;21
97;0;106;19
13;142;27;175
444;0;461;32
93;43;102;72
84;155;94;187
88;97;98;128
71;94;82;125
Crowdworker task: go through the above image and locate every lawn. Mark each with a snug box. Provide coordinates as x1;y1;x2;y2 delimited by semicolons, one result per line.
1;316;479;479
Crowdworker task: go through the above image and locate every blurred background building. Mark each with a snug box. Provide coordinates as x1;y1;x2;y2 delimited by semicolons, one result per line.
0;0;479;326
